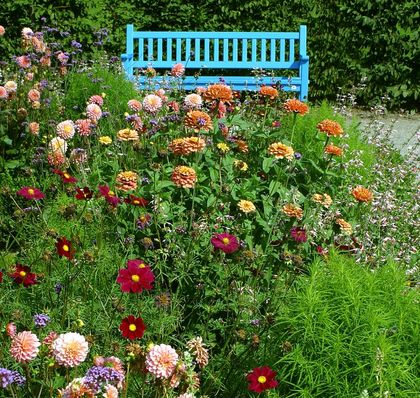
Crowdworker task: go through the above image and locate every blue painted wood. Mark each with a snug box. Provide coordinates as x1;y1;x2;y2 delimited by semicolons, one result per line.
121;26;310;100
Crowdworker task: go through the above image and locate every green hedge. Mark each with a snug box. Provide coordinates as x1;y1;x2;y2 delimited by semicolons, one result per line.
0;0;418;110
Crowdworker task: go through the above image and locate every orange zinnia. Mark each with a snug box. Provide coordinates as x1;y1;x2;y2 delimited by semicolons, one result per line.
351;186;373;203
283;98;309;115
259;86;279;99
268;142;294;160
203;84;233;102
317;119;344;137
171;166;197;188
325;144;343;156
282;203;303;219
184;110;213;132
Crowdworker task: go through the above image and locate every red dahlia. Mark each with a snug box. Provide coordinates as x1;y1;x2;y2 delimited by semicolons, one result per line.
210;233;240;254
17;186;45;200
116;263;154;293
9;264;38;287
119;315;146;340
247;366;278;393
56;237;74;260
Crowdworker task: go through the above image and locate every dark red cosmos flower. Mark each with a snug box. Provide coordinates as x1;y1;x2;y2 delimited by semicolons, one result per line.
52;169;77;183
56;237;74;260
119;315;146;340
290;227;307;243
124;194;148;207
75;186;93;200
116;263;154;293
98;185;121;207
17;187;45;200
127;259;149;270
247;366;278;393
9;264;37;287
211;233;240;254
0;271;2;283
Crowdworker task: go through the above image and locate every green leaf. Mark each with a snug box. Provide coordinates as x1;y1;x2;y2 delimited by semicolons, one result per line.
262;157;274;173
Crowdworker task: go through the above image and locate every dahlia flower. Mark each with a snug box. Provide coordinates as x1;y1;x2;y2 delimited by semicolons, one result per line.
184;93;202;108
86;103;102;122
52;332;89;367
127;99;142;112
57;120;75;140
10;331;40;363
145;344;179;379
49;136;67;154
171;63;185;77
142;94;162;113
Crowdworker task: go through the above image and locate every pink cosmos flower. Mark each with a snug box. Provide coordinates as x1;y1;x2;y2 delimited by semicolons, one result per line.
98;185;121;207
17;186;45;200
145;344;179;379
211;233;240;254
10;331;41;363
51;332;89;367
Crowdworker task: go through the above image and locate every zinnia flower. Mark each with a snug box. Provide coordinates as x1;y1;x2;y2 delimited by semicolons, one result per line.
351;186;373;202
9;264;37;287
17;186;45;200
119;315;146;340
56;237;74;260
171;63;185;77
336;218;352;235
117;128;139;142
171;166;197;188
211;233;240;254
233;159;248;171
290;227;307;243
57;120;75;140
283;98;309;115
311;193;332;208
184;110;213;132
10;331;40;363
116;263;155;293
317;119;344;137
145;344;179;379
325;144;343;156
142;94;162;113
99;136;112;145
247;366;278;393
238;200;256;213
51;332;89;368
268;142;294;160
116;171;138;192
184;93;202;108
282;204;303;219
203;84;233;102
217;142;230;153
259;85;279;99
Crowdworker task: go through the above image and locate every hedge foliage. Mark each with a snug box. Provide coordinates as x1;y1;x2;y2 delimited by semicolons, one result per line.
0;0;419;109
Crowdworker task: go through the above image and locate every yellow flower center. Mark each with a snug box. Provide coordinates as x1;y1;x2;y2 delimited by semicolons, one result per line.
63;173;70;179
19;271;26;277
108;190;115;196
28;188;34;195
138;263;145;268
222;237;230;245
258;376;267;384
129;324;137;331
133;200;140;204
140;216;146;222
64;125;72;134
131;275;140;282
62;244;69;252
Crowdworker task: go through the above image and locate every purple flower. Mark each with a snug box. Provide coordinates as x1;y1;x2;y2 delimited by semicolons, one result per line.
54;282;63;295
0;368;25;388
33;313;50;328
294;152;302;160
83;366;123;393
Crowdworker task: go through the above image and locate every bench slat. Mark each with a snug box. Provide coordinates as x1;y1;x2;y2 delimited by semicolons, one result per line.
223;39;229;62
242;39;247;62
280;39;285;63
214;38;219;62
261;39;266;62
251;39;257;63
195;39;200;62
270;39;276;62
130;60;299;69
186;39;191;62
204;39;210;63
233;39;238;62
131;31;300;40
167;38;172;62
289;39;295;62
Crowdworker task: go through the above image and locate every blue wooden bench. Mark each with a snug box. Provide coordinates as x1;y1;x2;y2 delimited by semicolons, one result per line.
121;25;309;101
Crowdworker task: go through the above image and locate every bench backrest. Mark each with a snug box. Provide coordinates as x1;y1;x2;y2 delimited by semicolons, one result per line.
121;25;309;100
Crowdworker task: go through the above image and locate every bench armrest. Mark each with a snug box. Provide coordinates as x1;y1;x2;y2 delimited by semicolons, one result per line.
121;53;133;61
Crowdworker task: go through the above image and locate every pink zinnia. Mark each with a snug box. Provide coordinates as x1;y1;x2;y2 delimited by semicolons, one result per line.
211;233;240;254
51;332;89;368
290;227;307;243
17;186;45;200
145;344;179;379
10;331;40;363
171;63;185;77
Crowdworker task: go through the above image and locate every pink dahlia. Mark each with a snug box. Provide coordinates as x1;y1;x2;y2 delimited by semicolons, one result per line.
0;86;8;99
75;119;92;136
145;344;179;379
16;55;31;69
86;103;102;122
103;385;119;398
127;99;142;112
184;93;202;108
10;331;40;363
88;94;104;106
211;233;240;254
171;63;185;77
56;120;75;140
51;332;89;368
142;94;162;113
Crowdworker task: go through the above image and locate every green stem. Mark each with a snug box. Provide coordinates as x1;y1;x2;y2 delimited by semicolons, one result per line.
290;113;297;145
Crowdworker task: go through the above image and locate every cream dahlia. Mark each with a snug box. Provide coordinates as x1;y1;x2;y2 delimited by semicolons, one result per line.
52;332;89;368
57;120;75;140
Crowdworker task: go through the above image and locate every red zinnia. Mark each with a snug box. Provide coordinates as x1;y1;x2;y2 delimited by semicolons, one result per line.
124;194;149;207
247;366;278;393
210;233;240;254
75;187;93;200
52;169;77;183
116;263;154;293
98;185;121;207
56;237;74;260
9;264;37;287
119;315;146;340
17;187;45;200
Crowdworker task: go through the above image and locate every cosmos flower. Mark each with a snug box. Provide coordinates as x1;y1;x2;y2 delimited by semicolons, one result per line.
98;185;121;207
52;169;77;183
119;315;146;340
75;187;93;200
17;187;45;200
116;263;155;293
56;237;75;260
247;366;278;393
211;233;240;254
124;194;148;207
9;264;37;287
